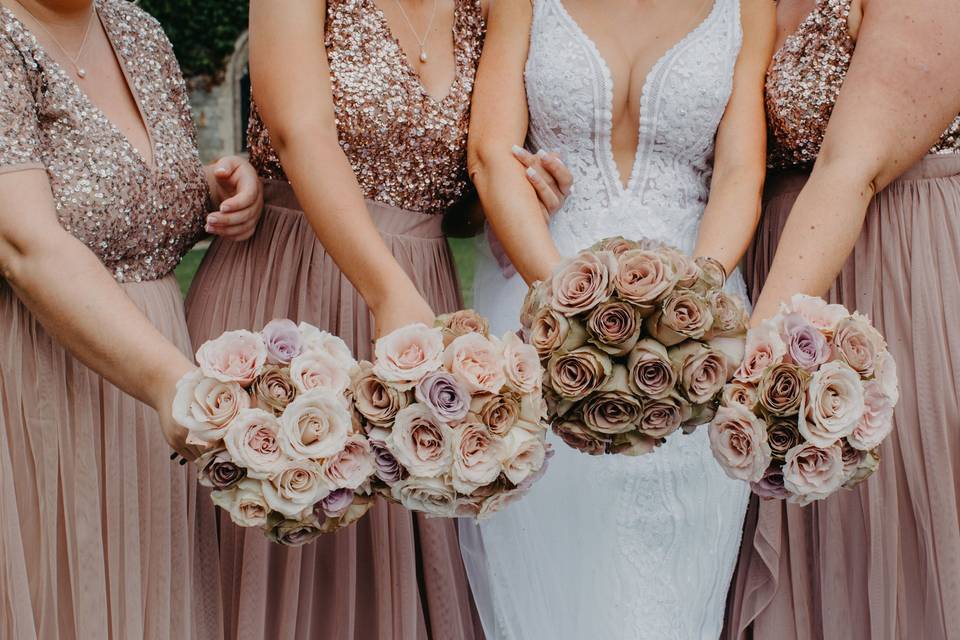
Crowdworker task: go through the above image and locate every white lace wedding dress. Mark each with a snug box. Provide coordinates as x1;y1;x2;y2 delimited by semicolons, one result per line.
459;0;750;638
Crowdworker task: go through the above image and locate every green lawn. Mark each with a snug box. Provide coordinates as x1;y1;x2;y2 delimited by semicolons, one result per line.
174;237;478;307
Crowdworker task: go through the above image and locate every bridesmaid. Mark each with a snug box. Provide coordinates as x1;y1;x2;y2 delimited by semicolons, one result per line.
726;0;960;638
0;0;262;637
184;0;568;638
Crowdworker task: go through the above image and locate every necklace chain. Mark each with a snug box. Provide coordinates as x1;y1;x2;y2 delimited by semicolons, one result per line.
390;0;439;63
13;0;96;79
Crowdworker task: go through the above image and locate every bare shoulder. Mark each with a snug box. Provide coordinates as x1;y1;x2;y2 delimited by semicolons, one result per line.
738;0;777;39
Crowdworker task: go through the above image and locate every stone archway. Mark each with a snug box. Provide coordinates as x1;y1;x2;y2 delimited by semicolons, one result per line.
226;31;250;153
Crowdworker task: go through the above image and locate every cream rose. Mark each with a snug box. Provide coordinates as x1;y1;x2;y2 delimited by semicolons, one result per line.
279;389;352;460
436;309;490;345
450;422;504;494
211;479;270;528
289;350;351;396
832;313;886;377
173;369;250;446
262;459;330;519
499;428;547;485
322;434;375;490
391;476;458;517
386;405;453;477
780;294;847;337
297;323;356;370
734;320;787;383
195;329;267;385
223;409;286;479
500;331;543;394
846;380;894;451
373;323;445;388
799;361;865;447
782;442;847;505
708;404;772;482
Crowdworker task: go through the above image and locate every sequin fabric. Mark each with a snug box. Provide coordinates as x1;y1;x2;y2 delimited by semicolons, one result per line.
766;0;960;169
247;0;484;216
0;0;207;283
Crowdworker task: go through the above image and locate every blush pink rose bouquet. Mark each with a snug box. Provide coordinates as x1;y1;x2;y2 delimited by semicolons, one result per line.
351;311;552;519
521;237;749;456
708;294;899;505
174;319;376;545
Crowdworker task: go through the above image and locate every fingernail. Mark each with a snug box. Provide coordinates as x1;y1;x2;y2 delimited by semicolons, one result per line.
511;145;524;156
179;459;187;466
170;452;178;460
536;149;547;158
526;167;538;179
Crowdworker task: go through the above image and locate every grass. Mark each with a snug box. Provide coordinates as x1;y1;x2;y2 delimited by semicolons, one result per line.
174;236;478;307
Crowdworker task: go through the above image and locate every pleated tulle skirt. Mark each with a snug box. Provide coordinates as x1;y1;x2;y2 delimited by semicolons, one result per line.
0;274;222;640
184;179;483;640
726;154;960;640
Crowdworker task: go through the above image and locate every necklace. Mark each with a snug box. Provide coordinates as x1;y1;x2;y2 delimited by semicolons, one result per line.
391;0;438;64
14;0;96;79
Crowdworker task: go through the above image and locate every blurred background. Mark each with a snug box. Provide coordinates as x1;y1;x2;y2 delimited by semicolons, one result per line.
142;0;477;305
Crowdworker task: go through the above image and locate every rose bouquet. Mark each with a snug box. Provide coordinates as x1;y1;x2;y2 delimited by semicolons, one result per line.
520;237;750;455
173;320;376;546
708;294;899;505
350;311;552;519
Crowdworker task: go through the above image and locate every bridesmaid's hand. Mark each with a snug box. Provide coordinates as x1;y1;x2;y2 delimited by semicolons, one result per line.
153;365;203;462
205;156;264;242
511;146;572;216
372;289;436;339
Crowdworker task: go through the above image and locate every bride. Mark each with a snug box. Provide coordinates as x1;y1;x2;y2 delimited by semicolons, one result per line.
459;0;774;638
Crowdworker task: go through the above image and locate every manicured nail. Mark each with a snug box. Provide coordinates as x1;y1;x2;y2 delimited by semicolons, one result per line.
526;167;538;179
170;452;178;460
536;149;547;158
511;145;525;156
179;459;187;466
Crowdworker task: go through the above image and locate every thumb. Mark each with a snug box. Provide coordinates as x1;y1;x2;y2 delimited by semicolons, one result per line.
213;156;241;182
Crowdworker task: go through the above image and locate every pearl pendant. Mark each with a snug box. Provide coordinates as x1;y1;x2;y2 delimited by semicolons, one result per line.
419;49;428;63
77;68;87;79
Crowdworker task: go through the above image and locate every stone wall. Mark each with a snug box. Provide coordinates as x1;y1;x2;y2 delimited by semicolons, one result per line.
187;32;249;163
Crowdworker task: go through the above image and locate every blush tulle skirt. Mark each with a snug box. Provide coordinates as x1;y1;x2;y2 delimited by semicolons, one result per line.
184;179;483;640
726;154;960;640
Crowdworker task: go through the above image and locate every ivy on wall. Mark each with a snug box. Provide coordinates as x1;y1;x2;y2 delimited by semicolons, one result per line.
136;0;248;80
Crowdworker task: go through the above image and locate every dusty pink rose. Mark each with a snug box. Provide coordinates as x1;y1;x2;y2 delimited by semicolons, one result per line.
613;249;677;311
450;422;504;493
639;395;691;439
373;324;445;388
266;520;324;547
197;448;246;490
196;330;267;385
847;380;894;451
436;310;490;345
799;361;865;447
645;290;714;346
529;307;571;356
781;294;847;337
582;366;643;434
261;319;303;365
262;459;330;519
670;341;731;405
498;429;547;485
627;339;677;399
387;405;453;477
253;365;298;415
751;466;790;500
223;409;286;479
279;390;351;460
351;361;411;427
832;313;886;377
316;488;355;519
757;362;809;417
500;332;544;393
520;281;548;332
391;476;458;517
290;350;351;396
554;420;610;455
782;441;847;504
297;323;355;370
722;382;758;410
873;350;900;405
444;332;507;394
587;300;642;355
607;431;658;456
591;236;640;256
211;479;270;528
693;256;727;292
323;435;375;490
780;313;831;372
663;248;701;288
704;290;749;339
548;346;613;401
735;320;787;383
172;369;250;445
549;250;618;314
708;404;772;482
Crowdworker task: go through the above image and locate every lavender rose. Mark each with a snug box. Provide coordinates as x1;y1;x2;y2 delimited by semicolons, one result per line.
553;420;610;455
198;448;246;490
315;487;355;519
645;290;714;347
781;294;847;338
780;313;831;372
627;339;677;399
782;442;847;505
368;431;406;485
261;319;303;365
751;466;790;500
547;346;613;401
549;250;618;315
613;249;677;312
708;404;772;482
587;300;642;355
799;361;866;447
415;371;470;424
253;365;298;415
757;362;810;417
638;395;691;439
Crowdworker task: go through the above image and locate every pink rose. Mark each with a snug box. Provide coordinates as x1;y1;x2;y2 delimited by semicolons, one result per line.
436;310;490;346
780;294;847;337
172;369;250;446
587;300;642;355
262;459;331;519
261;319;303;365
645;290;714;347
782;442;847;505
553;420;610;455
500;332;543;394
223;409;286;479
873;350;900;405
846;380;894;451
639;395;691;439
290;350;351;396
323;434;375;490
549;250;618;315
613;249;677;311
450;422;504;493
547;346;613;401
780;313;831;372
708;404;772;482
387;405;453;477
734;320;787;383
279;390;352;460
196;330;267;385
297;323;355;370
799;361;865;447
669;341;732;405
832;313;886;377
444;332;507;394
373;323;445;388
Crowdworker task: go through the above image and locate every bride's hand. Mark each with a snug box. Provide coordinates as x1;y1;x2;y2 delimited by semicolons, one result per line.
371;288;436;338
511;146;573;217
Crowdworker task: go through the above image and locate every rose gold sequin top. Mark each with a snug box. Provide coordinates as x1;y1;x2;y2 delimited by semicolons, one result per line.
766;0;960;169
247;0;484;216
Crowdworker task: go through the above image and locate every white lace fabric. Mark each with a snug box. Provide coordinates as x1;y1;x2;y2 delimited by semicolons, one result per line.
461;0;751;638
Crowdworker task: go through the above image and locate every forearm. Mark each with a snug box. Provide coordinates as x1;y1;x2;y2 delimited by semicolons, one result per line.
751;164;873;322
3;232;193;408
469;147;561;283
694;166;764;274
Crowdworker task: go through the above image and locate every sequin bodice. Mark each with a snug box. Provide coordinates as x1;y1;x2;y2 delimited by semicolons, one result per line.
0;0;207;283
248;0;484;216
766;0;960;169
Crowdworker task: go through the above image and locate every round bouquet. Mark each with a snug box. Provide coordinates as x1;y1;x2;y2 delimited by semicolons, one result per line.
350;311;552;519
521;236;749;455
173;320;376;546
708;294;899;505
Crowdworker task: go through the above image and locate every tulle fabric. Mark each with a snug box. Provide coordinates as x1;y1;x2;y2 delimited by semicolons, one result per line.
0;275;222;640
725;154;960;640
185;179;483;640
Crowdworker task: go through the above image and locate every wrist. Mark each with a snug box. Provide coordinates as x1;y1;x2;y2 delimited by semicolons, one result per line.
145;355;194;412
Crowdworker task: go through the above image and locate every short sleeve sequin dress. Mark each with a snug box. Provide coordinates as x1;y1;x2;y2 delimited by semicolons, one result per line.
183;1;485;638
725;2;960;638
0;2;222;638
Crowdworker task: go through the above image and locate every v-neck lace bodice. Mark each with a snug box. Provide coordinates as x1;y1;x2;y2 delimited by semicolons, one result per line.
525;0;741;256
